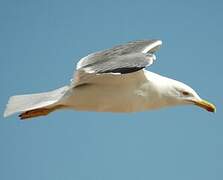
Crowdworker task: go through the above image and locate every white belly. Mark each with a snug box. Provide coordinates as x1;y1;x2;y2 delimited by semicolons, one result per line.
65;72;149;112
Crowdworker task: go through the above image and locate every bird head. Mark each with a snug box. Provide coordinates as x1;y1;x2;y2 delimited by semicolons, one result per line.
163;78;216;112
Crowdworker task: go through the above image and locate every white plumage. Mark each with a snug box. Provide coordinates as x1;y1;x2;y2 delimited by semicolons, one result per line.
3;40;215;120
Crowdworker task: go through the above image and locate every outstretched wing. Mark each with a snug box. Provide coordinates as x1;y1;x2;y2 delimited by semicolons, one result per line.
72;40;162;86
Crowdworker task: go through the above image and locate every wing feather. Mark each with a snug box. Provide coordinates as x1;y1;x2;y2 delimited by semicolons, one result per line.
76;40;162;71
72;40;162;87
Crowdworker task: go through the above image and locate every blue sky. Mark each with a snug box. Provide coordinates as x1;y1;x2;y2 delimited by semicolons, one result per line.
0;0;222;179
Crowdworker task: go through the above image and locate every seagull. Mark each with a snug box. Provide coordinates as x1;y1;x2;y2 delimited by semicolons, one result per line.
4;40;216;120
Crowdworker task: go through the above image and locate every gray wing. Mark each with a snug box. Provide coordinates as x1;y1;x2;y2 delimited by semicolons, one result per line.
76;40;162;74
72;40;162;86
80;52;155;74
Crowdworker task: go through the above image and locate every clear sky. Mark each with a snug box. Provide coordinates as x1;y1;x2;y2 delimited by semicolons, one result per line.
0;0;222;179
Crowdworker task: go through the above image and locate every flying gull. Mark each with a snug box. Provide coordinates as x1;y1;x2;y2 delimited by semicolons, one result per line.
4;40;216;119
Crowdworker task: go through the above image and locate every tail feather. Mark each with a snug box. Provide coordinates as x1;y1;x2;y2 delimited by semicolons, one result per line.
4;86;70;118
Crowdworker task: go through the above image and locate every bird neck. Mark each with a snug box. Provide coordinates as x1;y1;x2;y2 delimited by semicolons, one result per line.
141;70;180;109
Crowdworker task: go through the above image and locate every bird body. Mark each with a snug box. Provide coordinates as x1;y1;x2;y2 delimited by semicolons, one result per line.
3;40;216;119
65;70;187;113
66;70;152;113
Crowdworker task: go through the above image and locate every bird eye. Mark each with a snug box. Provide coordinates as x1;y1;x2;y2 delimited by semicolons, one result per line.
182;91;190;96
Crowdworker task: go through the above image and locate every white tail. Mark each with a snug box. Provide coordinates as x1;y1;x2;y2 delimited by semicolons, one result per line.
4;86;70;118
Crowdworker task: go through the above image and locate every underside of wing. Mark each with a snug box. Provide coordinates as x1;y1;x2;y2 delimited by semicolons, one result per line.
72;69;148;88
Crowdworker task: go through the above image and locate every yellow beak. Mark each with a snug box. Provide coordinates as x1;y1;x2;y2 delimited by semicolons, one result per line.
193;99;216;112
